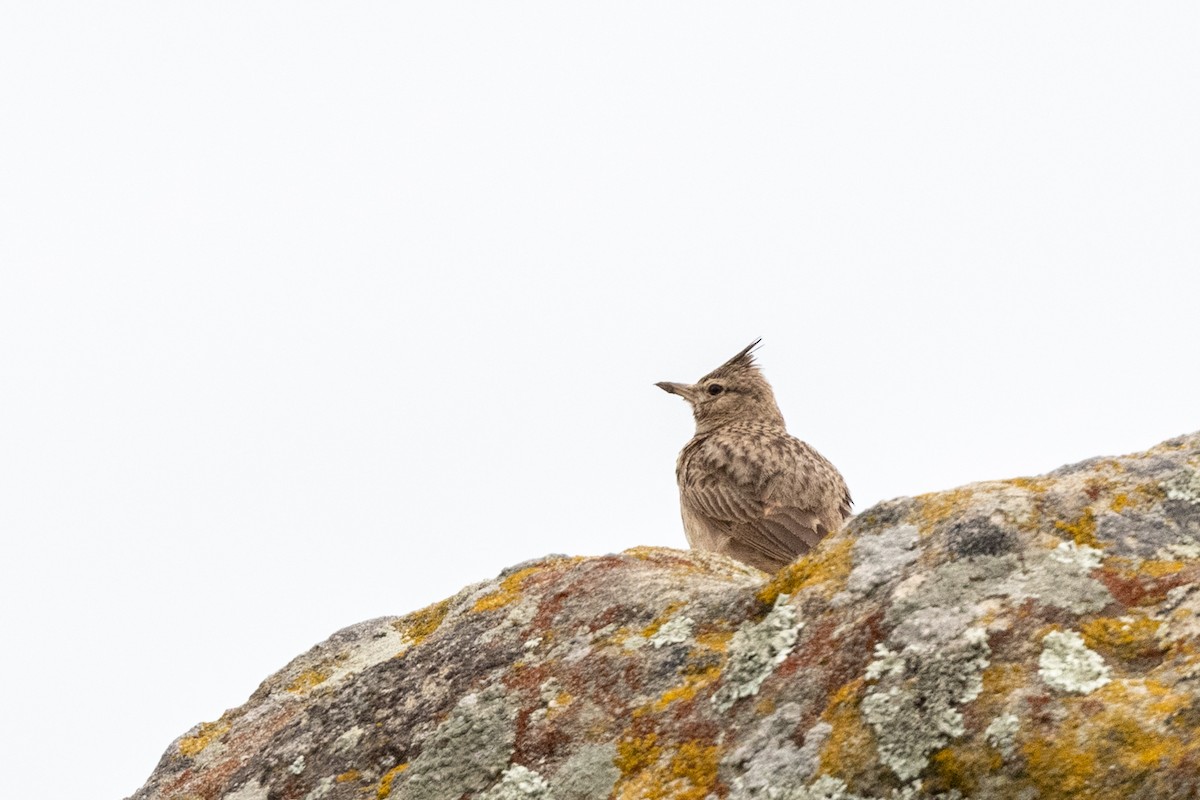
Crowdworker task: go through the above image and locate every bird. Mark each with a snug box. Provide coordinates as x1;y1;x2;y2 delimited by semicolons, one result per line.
656;339;852;573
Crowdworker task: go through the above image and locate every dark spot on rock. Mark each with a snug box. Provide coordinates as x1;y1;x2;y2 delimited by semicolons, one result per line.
946;517;1017;557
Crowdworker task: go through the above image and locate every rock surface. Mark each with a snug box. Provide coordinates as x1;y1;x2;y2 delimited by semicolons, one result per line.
131;433;1200;800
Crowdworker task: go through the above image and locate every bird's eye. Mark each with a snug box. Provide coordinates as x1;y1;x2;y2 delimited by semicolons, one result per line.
707;384;724;395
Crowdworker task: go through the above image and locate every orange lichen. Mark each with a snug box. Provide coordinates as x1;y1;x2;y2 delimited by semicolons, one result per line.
1020;681;1195;799
376;764;409;799
395;598;452;647
336;769;361;783
758;538;854;606
1081;617;1165;662
178;718;232;758
1055;509;1100;548
1109;493;1130;513
472;565;543;612
286;668;329;694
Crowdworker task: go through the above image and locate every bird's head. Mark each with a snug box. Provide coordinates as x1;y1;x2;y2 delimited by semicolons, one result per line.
656;339;785;433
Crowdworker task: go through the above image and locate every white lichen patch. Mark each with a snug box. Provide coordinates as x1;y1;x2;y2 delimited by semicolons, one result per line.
1163;467;1200;505
713;596;803;712
864;644;905;681
650;615;695;648
1166;539;1200;559
1049;540;1103;570
301;775;334;800
477;765;552;799
1038;630;1111;694
288;755;306;775
333;725;364;753
333;624;410;683
984;713;1020;757
794;775;856;799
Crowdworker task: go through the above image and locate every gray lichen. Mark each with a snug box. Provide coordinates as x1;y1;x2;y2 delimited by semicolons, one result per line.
1038;630;1110;694
861;628;990;781
713;596;804;712
783;776;959;800
396;689;517;800
724;704;825;798
888;545;1111;623
550;743;620;800
845;525;920;597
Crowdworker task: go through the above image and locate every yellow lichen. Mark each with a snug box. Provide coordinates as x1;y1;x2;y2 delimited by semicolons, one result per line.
651;666;721;712
615;732;662;775
1054;508;1100;547
336;769;361;783
1020;681;1194;800
1080;617;1164;662
926;745;1002;795
1006;477;1051;493
641;602;687;639
980;662;1029;702
623;546;660;561
395;598;452;647
917;487;976;532
817;680;875;785
547;691;574;721
178;718;232;758
614;736;717;800
666;741;719;800
758;538;854;606
287;668;330;694
1110;493;1130;513
1138;560;1184;578
376;764;409;799
472;565;543;612
693;630;733;653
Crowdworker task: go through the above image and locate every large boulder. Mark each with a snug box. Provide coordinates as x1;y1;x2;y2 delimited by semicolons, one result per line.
131;432;1200;799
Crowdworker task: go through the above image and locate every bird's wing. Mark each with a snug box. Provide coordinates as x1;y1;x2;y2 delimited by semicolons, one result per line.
680;429;846;568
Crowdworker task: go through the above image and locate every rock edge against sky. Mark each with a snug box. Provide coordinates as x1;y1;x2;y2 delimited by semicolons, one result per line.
131;432;1200;800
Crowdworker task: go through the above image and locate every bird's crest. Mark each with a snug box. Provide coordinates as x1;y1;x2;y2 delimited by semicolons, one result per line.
703;338;764;382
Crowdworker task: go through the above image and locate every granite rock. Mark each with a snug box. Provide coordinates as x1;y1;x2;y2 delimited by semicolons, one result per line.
130;432;1200;799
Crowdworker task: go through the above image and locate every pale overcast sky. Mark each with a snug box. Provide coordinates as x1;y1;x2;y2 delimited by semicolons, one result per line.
2;3;1197;798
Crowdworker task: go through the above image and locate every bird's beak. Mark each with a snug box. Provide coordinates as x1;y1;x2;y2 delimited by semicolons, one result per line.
655;381;699;403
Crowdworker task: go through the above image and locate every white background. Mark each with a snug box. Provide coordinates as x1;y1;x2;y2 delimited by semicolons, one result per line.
2;3;1197;797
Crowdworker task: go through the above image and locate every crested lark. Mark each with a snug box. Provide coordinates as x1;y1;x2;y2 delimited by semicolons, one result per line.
656;340;852;573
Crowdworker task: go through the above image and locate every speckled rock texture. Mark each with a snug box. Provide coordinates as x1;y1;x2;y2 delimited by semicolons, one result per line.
131;432;1200;800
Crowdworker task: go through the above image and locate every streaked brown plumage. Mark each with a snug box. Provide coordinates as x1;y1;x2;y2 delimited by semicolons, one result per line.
656;340;852;573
